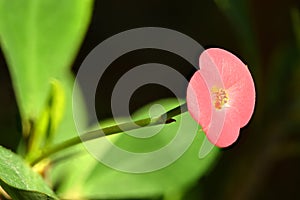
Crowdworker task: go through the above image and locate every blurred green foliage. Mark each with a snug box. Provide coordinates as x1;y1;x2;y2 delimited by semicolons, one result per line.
0;0;93;120
0;0;220;199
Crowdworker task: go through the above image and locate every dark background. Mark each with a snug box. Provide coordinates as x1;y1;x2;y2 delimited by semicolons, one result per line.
1;0;300;199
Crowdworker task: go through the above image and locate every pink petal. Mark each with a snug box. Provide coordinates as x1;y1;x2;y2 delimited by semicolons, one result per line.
187;48;255;148
227;79;255;127
198;48;224;89
206;107;240;147
200;48;255;127
186;71;212;132
187;70;241;147
187;48;226;132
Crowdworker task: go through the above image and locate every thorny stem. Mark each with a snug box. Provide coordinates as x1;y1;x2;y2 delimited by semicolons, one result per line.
29;103;188;166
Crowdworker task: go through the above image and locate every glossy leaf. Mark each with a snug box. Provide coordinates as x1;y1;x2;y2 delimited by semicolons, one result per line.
0;146;58;200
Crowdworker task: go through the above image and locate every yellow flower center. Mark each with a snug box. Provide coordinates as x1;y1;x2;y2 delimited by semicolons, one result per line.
211;87;229;110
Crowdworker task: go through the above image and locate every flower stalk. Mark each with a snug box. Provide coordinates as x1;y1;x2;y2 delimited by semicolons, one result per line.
29;103;188;166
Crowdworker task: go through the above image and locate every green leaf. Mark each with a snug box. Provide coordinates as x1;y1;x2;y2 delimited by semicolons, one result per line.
26;79;67;162
46;73;90;198
0;0;93;120
47;79;66;142
0;146;58;200
52;99;220;199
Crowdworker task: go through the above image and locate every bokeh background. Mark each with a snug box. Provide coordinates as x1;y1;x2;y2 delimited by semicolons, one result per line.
1;0;300;199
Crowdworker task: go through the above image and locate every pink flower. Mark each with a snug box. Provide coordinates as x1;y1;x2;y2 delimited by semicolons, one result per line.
186;48;255;147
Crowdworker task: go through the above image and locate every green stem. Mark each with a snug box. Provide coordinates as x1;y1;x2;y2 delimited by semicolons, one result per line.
30;103;188;165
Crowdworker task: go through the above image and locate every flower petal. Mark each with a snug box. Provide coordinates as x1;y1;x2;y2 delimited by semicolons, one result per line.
227;78;255;127
186;71;212;132
187;48;255;148
206;107;240;147
200;48;255;127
